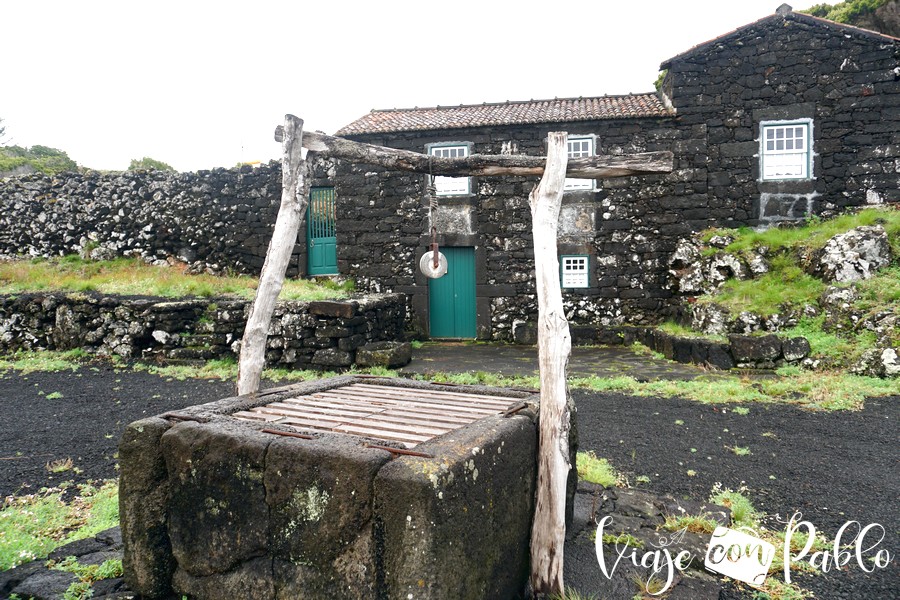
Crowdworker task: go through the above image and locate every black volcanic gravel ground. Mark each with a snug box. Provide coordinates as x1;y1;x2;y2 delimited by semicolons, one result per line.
0;366;896;599
571;390;899;600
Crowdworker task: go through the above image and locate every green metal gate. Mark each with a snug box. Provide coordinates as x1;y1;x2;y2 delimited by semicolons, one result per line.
429;247;477;338
307;187;337;275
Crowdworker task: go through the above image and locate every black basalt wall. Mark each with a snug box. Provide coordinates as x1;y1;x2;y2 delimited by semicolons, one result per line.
0;292;406;369
335;117;700;340
663;11;900;224
0;159;334;277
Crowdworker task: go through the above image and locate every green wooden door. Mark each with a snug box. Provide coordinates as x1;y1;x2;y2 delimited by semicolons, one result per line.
307;187;337;275
429;247;477;338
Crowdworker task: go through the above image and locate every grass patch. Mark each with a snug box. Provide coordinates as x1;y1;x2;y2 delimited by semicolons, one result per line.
709;485;760;528
656;320;728;342
0;350;83;374
600;532;645;548
48;555;124;600
576;371;898;410
705;207;900;257
627;342;666;361
46;458;76;474
0;481;119;569
0;255;352;301
700;257;825;316
131;357;240;381
631;573;668;598
550;589;597;600
853;265;900;311
706;485;821;598
690;207;899;372
780;315;877;366
576;452;621;487
2;350;896;411
414;370;540;389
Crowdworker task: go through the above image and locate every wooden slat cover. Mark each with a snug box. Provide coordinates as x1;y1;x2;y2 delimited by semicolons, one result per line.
232;382;521;448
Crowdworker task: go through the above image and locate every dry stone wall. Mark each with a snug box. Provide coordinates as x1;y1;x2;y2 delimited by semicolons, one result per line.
0;159;334;277
0;292;406;369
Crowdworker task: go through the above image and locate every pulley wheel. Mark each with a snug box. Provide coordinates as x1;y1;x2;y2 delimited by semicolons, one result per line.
419;251;448;279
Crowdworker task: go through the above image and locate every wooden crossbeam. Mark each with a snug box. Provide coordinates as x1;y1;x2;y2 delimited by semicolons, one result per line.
276;127;673;179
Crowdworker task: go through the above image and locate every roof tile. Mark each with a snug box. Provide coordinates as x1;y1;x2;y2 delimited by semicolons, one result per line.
335;94;670;136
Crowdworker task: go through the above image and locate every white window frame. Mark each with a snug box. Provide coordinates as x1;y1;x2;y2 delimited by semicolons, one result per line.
428;143;470;196
564;136;596;191
759;119;813;181
560;255;590;289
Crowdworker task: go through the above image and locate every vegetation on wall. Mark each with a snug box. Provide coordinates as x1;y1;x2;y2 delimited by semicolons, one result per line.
0;255;352;300
694;207;900;369
803;0;892;25
128;156;175;172
653;69;668;92
0;144;78;175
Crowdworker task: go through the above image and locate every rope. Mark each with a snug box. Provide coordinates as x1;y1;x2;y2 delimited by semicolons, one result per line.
428;156;439;268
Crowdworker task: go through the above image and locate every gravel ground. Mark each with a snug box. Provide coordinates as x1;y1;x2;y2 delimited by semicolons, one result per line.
0;366;896;599
572;390;899;600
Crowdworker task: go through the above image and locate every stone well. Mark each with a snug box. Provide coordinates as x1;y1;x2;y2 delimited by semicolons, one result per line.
119;376;539;600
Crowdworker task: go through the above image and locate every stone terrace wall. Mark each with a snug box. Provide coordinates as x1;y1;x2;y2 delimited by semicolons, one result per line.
0;159;334;276
0;293;405;369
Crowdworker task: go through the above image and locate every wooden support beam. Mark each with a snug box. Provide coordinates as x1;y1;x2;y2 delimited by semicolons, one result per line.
528;132;573;597
276;127;673;179
237;115;309;396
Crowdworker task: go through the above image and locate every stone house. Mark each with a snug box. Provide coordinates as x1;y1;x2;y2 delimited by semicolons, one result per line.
310;4;899;341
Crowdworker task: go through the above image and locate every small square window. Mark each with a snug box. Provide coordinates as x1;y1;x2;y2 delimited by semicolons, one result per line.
560;255;589;288
564;137;595;191
760;120;812;180
429;144;470;195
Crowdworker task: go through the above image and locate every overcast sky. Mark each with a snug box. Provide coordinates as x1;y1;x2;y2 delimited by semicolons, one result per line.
2;0;819;172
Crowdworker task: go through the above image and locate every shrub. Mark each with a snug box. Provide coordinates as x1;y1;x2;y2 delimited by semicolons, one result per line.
0;144;77;175
128;156;175;171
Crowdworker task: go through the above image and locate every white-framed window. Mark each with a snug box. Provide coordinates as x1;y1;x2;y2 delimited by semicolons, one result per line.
565;136;595;191
560;255;590;288
760;119;812;180
429;144;470;195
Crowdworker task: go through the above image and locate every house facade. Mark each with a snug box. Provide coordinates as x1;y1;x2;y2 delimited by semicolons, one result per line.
313;5;899;341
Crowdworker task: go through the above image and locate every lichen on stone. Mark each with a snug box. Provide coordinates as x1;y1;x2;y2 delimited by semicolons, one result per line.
290;486;330;523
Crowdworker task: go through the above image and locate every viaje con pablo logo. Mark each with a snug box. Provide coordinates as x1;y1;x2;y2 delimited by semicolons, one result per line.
595;512;893;595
